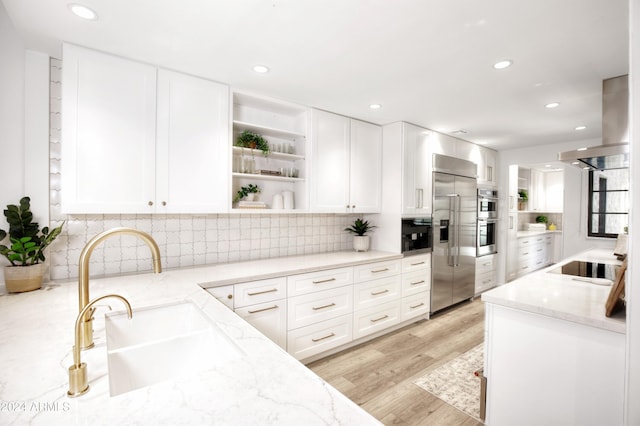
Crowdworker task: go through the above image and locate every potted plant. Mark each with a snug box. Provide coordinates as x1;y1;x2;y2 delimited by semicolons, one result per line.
344;218;377;252
518;189;528;210
236;130;270;157
233;184;261;202
0;197;64;293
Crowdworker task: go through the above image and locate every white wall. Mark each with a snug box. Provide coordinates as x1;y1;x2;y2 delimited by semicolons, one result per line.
0;2;25;209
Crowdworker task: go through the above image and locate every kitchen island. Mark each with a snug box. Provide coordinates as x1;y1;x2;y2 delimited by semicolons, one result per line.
0;251;397;425
481;249;625;426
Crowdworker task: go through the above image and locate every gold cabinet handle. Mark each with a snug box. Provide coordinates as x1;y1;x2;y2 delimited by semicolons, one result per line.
371;314;389;323
371;268;390;273
312;302;336;311
410;280;425;286
371;289;389;296
312;277;337;284
410;261;426;266
312;332;335;342
247;305;278;314
247;288;278;296
410;302;425;309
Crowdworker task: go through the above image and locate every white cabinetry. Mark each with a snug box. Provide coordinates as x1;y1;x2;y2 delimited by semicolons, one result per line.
286;267;354;360
475;253;497;294
484;303;624;426
478;147;498;187
515;233;554;278
402;123;432;216
231;92;309;212
352;261;402;339
62;44;156;213
62;44;229;214
233;277;287;349
400;253;431;320
311;110;382;213
156;69;229;213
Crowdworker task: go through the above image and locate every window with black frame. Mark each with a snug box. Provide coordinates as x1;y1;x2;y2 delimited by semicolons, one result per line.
588;169;629;238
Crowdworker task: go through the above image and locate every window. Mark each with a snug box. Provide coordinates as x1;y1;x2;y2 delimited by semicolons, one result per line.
588;169;629;238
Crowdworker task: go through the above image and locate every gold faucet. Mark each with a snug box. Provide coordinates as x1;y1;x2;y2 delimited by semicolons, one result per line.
68;294;132;398
78;227;162;349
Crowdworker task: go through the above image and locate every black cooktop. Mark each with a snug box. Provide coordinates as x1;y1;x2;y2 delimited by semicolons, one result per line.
550;261;619;281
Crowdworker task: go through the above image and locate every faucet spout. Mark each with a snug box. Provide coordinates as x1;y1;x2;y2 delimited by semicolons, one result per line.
68;294;132;398
78;227;162;349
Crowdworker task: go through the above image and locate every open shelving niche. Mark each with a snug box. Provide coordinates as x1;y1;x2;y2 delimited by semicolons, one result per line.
231;91;310;213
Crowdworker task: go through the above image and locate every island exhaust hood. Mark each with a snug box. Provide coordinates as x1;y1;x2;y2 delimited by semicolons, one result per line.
558;75;629;170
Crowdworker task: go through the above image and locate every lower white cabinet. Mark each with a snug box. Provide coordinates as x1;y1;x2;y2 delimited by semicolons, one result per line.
475;253;497;294
400;253;431;321
353;300;402;339
287;286;353;330
516;233;555;278
235;301;287;349
287;314;353;360
204;255;432;361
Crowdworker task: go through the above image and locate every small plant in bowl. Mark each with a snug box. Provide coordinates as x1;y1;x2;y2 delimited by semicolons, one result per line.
233;184;261;202
0;197;64;292
236;130;270;157
344;218;376;252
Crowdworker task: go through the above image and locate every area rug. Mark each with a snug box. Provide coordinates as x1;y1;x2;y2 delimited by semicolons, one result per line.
414;343;484;421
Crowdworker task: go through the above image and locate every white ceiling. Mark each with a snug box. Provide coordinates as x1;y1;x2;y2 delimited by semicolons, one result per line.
2;0;629;151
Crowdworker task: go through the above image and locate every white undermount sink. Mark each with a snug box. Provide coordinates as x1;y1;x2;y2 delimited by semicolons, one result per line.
105;300;244;396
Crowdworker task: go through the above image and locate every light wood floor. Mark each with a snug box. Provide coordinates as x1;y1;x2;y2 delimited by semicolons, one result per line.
307;298;485;426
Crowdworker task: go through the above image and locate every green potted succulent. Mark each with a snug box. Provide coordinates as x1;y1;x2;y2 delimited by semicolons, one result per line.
0;197;64;293
236;130;270;157
233;184;261;203
344;218;377;252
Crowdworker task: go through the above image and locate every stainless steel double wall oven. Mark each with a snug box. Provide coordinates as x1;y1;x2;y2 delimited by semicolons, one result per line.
477;188;498;256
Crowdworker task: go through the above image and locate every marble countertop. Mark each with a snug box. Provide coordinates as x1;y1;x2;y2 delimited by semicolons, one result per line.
516;230;562;238
0;251;398;425
481;249;625;333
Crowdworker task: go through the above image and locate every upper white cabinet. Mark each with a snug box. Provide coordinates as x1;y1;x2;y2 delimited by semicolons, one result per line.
478;146;498;187
62;44;157;213
528;169;563;213
62;44;230;214
311;110;382;213
157;69;229;213
402;123;432;216
231;91;309;212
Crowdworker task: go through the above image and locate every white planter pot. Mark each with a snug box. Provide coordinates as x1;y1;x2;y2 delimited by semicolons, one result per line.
4;263;46;293
353;235;370;252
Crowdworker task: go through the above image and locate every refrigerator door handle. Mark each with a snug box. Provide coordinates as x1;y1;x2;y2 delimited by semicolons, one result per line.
447;195;456;267
455;194;461;266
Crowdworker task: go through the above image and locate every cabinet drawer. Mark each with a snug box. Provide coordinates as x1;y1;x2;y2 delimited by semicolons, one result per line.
234;277;287;308
475;271;497;293
353;260;401;283
401;291;430;321
287;286;353;330
401;269;431;296
401;254;431;273
518;245;534;261
287;314;353;360
287;267;353;297
353;275;401;311
235;300;287;349
353;300;401;340
476;254;497;275
205;285;234;309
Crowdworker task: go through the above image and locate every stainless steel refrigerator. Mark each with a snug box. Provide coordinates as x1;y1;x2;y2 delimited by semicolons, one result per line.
431;154;477;313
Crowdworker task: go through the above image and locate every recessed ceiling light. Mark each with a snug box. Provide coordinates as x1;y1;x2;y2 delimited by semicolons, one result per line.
493;60;513;70
545;102;560;109
253;65;270;73
575;125;587;131
577;147;588;151
572;161;580;165
68;3;98;20
545;164;551;168
369;104;382;109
